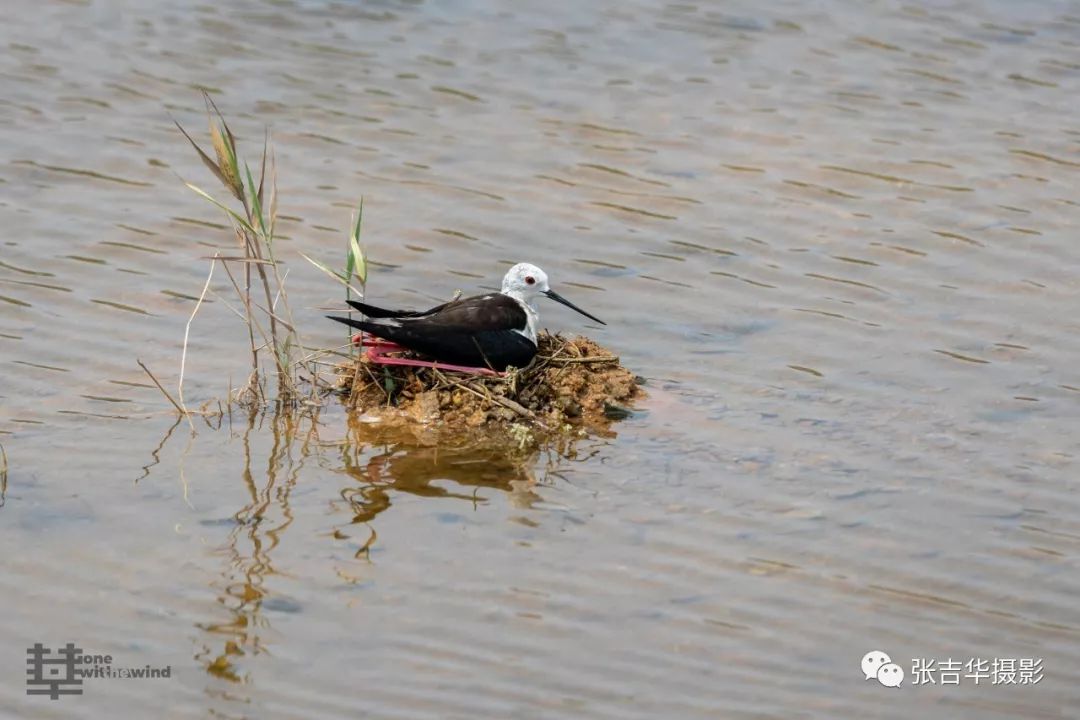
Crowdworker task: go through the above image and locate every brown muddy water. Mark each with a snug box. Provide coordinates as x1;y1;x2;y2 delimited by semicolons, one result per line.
2;1;1079;718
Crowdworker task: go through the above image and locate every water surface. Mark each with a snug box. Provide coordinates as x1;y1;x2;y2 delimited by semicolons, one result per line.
2;0;1078;717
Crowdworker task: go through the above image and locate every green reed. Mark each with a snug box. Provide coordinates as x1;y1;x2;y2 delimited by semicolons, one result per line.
173;93;370;411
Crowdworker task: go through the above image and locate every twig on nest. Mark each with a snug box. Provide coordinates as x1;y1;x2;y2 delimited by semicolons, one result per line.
466;385;536;422
539;355;619;365
431;368;540;424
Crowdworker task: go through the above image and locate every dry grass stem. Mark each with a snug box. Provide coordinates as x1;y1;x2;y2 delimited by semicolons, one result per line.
138;359;195;432
179;255;217;418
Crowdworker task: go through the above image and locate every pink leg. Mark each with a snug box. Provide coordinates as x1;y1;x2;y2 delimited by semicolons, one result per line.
355;333;502;377
369;355;502;377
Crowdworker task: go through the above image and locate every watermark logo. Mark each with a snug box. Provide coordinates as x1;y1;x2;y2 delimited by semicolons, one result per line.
877;662;905;688
860;650;890;680
911;657;1042;685
26;643;172;699
26;643;83;699
861;650;904;687
862;650;1044;688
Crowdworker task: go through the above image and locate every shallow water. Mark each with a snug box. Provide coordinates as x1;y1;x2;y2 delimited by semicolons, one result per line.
2;0;1079;717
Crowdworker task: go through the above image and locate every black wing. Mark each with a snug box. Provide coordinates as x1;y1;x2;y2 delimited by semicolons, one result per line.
327;294;535;370
398;293;528;333
345;298;456;319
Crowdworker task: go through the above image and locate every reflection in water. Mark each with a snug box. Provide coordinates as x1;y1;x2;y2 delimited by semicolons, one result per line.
181;404;582;684
338;439;543;531
0;441;7;508
136;416;181;483
331;408;583;560
195;407;303;684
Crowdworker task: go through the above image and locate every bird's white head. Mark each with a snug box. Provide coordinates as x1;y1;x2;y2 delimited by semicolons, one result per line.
501;262;549;304
500;262;606;325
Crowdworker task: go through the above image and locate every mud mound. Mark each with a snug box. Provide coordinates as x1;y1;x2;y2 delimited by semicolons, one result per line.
333;332;643;443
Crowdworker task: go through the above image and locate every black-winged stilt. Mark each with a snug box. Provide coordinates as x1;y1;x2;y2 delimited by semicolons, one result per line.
327;263;605;372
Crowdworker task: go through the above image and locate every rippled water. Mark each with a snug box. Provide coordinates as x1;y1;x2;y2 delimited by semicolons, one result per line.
2;0;1079;717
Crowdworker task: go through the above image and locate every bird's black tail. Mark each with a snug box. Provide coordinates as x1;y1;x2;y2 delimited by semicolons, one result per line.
347;300;406;319
349;300;442;319
346;298;459;319
326;315;401;342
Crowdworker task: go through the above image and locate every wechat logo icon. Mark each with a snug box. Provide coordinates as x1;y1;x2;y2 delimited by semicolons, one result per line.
862;650;904;688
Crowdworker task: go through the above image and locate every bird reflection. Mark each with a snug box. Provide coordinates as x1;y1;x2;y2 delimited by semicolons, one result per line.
339;436;544;528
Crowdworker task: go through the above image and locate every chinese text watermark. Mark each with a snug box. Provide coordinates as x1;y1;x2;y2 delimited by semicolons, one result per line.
862;649;1043;688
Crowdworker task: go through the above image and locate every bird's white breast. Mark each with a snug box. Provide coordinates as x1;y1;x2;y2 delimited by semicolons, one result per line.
513;298;539;344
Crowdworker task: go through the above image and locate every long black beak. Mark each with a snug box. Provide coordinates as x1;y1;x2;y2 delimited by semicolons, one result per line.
542;289;606;325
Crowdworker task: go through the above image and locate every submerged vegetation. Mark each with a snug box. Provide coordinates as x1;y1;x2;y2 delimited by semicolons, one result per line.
154;96;642;443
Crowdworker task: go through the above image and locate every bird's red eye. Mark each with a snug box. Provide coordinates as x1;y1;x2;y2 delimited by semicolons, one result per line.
525;276;536;285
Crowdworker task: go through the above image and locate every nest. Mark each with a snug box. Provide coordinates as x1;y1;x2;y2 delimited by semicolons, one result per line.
333;332;643;444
